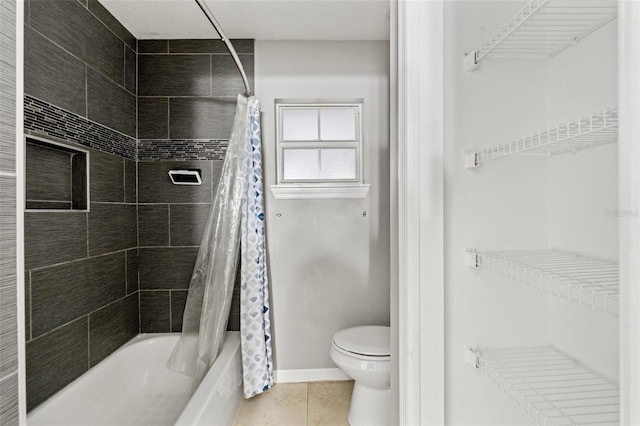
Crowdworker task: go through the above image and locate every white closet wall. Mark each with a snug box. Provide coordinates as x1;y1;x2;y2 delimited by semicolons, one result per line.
546;18;618;382
445;2;549;424
444;1;619;424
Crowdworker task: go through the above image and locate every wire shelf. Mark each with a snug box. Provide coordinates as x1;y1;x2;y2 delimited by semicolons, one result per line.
472;345;619;425
465;0;617;71
465;108;618;168
467;249;619;317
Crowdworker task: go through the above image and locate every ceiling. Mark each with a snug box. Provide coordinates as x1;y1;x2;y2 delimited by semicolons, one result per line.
99;0;390;41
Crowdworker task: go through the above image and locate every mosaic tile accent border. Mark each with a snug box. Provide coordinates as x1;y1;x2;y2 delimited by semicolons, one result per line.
24;96;136;160
138;139;228;161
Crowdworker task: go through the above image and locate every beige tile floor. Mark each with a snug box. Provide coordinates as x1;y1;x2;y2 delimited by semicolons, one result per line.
233;381;354;426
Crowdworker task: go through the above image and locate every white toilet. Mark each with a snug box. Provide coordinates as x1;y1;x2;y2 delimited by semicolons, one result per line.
330;326;390;426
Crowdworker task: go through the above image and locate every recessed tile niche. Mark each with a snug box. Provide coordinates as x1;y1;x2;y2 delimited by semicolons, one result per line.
26;137;89;210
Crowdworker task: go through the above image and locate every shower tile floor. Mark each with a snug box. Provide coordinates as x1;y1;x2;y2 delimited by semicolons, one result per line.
233;381;354;426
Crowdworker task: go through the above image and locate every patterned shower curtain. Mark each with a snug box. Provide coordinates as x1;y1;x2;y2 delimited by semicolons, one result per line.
240;98;273;398
169;95;273;398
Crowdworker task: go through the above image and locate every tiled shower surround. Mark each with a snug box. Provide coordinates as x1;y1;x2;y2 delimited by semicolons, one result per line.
24;0;138;411
22;0;251;412
136;39;251;333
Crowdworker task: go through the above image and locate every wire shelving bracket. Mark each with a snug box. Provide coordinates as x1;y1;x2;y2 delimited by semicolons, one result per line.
465;248;619;317
466;345;620;425
464;108;618;168
464;0;618;72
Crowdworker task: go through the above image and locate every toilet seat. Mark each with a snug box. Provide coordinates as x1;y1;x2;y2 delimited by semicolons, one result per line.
332;326;390;357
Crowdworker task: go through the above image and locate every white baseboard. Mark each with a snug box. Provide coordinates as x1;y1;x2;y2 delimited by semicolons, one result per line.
274;368;350;383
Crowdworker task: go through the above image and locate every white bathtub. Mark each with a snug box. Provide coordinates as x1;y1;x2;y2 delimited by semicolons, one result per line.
28;332;243;426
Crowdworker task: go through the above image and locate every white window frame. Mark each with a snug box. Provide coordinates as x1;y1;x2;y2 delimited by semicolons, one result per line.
271;99;370;199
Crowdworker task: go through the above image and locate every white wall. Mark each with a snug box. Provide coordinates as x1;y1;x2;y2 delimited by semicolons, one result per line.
444;3;550;424
255;41;390;370
546;19;618;381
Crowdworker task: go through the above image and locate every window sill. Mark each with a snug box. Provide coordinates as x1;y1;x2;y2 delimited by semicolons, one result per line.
270;184;370;200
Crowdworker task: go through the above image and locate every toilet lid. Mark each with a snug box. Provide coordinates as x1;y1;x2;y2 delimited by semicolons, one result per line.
333;326;390;357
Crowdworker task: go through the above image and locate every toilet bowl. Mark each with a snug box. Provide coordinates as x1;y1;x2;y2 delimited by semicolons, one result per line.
329;326;390;426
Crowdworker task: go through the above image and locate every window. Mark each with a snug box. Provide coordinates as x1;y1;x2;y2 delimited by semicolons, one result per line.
273;100;369;199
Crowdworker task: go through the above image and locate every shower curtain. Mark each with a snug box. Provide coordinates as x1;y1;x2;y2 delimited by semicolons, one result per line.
240;99;273;398
169;95;273;398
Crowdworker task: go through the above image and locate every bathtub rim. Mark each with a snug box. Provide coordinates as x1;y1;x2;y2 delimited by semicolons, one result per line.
175;331;243;426
27;331;243;426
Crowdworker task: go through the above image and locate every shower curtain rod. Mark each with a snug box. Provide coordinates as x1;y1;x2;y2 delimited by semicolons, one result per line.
195;0;252;97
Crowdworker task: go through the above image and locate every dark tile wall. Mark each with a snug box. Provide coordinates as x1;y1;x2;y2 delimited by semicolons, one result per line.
26;317;88;410
24;138;139;411
25;0;136;138
137;162;241;332
136;38;252;331
23;0;138;412
0;1;19;424
138;160;217;332
137;39;253;154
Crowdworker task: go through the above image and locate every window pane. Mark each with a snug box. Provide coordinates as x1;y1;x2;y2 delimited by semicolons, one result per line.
319;148;357;180
282;109;318;141
320;109;356;140
283;149;320;180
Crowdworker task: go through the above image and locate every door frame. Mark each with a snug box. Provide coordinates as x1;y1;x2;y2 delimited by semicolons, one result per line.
396;0;445;424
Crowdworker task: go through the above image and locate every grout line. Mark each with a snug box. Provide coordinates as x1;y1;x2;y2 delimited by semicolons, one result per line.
85;64;88;118
85;210;89;257
137;52;254;57
135;39;139;141
306;382;309;425
137;289;141;333
138;245;200;249
122;158;126;202
135;164;139;245
167;204;171;246
135;152;139;203
137;138;229;142
87;315;91;368
27;198;135;206
124;249;129;295
134;95;237;99
123;43;127;93
69;153;74;204
28;270;32;341
137;202;211;206
167;97;170;139
168;290;172;332
28;247;132;272
0;171;16;177
23;199;74;203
